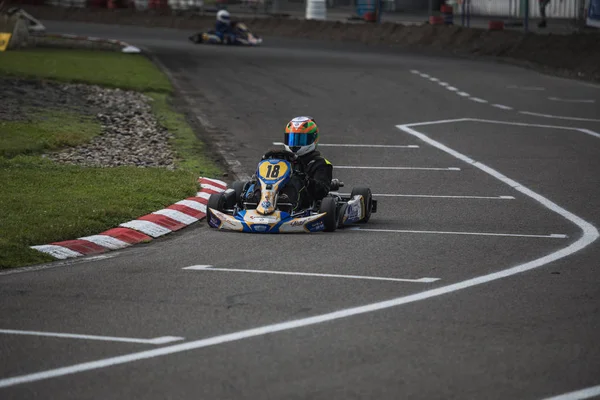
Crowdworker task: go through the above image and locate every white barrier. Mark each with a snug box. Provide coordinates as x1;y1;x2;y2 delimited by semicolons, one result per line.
306;0;327;19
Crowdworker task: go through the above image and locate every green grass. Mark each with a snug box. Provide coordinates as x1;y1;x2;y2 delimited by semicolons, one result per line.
0;48;173;93
0;49;224;269
0;112;101;158
0;156;200;268
148;93;223;178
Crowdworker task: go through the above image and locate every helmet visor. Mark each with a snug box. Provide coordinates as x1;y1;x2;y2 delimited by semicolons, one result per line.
285;132;316;147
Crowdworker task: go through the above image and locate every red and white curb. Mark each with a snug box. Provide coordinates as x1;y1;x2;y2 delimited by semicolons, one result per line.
36;33;141;54
30;177;229;260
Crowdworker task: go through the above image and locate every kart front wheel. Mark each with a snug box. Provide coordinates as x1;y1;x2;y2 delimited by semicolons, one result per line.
206;193;226;226
351;186;373;223
319;196;338;232
231;180;248;207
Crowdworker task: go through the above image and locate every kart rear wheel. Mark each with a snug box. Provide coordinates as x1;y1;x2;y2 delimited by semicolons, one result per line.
206;193;226;226
351;186;373;223
319;196;338;232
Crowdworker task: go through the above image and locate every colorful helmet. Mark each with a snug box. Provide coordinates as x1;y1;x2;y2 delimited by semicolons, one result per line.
284;116;319;156
217;10;230;23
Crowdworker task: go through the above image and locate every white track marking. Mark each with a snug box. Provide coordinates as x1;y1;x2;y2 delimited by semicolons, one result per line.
577;129;600;139
29;245;82;260
410;69;419;74
542;384;600;400
152;209;198;225
350;227;567;239
336;166;461;171
1;119;597;390
412;70;598;119
492;104;513;110
119;220;172;238
176;199;206;212
272;142;419;148
470;97;488;103
519;111;600;122
76;235;131;250
507;85;546;91
335;193;515;200
195;192;212;200
183;266;440;283
0;329;183;345
548;97;596;103
199;183;226;193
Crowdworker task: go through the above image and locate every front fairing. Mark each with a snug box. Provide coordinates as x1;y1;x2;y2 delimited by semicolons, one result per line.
207;208;327;233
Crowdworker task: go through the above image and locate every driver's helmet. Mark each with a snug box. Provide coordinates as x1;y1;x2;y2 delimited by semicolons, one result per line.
217;9;231;24
284;116;319;157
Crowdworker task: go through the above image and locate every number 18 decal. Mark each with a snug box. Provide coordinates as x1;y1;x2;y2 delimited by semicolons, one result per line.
259;161;289;180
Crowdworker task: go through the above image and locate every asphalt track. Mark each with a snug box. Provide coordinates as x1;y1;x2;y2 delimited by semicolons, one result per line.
1;21;600;399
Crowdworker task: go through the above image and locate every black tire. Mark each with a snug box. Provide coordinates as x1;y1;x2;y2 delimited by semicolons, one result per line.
319;196;338;232
350;186;373;223
206;193;226;226
231;180;247;207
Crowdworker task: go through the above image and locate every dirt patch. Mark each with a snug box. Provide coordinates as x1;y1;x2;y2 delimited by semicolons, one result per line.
16;5;600;82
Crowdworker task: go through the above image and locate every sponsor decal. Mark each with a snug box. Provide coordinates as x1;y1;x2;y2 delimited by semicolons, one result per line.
252;224;269;232
261;200;272;209
307;220;325;232
290;219;306;227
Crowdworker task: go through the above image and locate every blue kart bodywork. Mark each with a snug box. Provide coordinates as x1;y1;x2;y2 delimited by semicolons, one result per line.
206;150;377;233
188;22;263;46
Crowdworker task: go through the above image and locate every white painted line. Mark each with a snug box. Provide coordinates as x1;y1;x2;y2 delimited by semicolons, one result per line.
336;166;461;171
195;192;212;200
199;183;226;193
272;142;419;148
429;77;439;82
438;82;449;87
519;111;600;122
577;128;600;140
153;209;198;225
410;69;420;74
457;91;470;97
0;329;184;345
469;97;488;103
492;104;513;110
507;85;545;91
420;73;430;78
183;265;440;283
350;227;567;239
29;245;82;260
119;220;172;238
542;384;600;400
335;193;515;200
548;97;595;103
2;119;597;390
77;235;131;250
446;86;458;91
176;199;206;212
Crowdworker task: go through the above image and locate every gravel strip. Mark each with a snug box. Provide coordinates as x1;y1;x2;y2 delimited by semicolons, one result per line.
1;78;176;169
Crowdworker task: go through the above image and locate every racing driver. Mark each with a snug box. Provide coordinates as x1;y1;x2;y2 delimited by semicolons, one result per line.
245;116;333;211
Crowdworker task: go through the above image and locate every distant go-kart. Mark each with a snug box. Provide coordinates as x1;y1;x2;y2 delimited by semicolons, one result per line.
206;149;377;233
188;21;262;46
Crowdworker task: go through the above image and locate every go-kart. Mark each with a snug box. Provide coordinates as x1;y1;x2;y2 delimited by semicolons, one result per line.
206;149;377;233
188;21;263;46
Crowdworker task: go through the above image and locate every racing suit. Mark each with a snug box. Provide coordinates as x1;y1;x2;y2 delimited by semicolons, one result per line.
288;150;333;209
215;20;235;43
